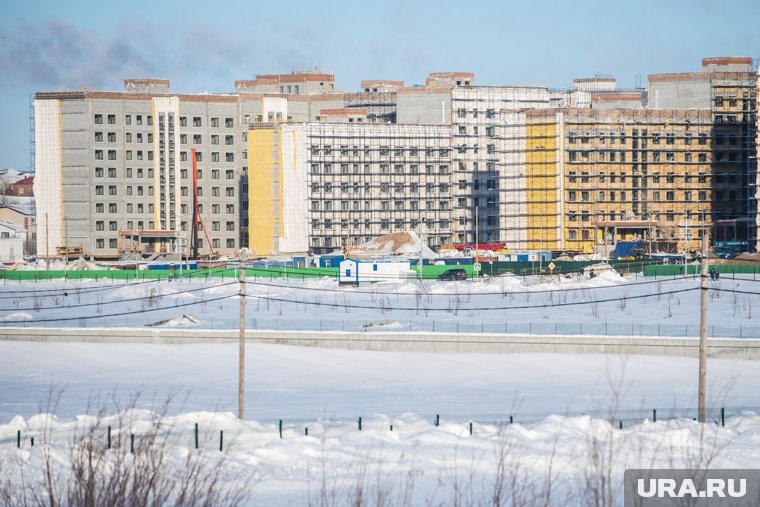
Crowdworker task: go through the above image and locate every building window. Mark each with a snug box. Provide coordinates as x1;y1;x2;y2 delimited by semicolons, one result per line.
226;152;234;162
225;117;234;128
94;114;103;124
193;117;202;127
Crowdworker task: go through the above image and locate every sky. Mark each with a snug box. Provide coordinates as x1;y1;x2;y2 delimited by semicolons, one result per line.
0;0;758;172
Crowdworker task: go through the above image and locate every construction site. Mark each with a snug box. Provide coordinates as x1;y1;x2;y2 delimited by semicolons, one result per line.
29;57;759;264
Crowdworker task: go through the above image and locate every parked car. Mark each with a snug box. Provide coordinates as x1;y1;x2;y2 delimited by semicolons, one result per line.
438;268;467;281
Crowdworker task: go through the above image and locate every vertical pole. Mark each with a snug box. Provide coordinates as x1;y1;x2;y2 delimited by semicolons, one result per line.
194;423;199;449
469;422;473;436
219;430;224;451
239;251;246;420
652;409;656;423
721;407;725;427
435;414;439;427
698;232;709;423
130;434;135;453
358;417;362;431
279;419;283;439
17;430;20;448
107;425;112;449
45;212;50;271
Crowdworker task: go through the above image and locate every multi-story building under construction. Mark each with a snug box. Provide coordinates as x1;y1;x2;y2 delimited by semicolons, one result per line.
33;57;759;259
248;123;453;255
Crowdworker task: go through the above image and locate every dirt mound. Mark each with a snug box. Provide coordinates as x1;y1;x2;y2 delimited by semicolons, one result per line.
347;231;436;258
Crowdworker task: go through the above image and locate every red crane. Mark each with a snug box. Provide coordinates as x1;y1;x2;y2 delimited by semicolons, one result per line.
190;148;214;259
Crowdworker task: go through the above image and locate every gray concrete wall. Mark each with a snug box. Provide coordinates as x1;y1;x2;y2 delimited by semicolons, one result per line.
397;91;452;125
648;80;711;109
1;327;758;360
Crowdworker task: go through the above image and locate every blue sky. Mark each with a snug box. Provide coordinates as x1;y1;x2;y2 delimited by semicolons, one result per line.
1;0;758;171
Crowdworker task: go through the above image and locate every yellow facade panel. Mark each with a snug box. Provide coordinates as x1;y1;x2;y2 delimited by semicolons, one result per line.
525;120;559;251
248;128;277;256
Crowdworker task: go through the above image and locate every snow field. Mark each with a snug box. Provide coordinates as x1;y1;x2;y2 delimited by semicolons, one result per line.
0;271;758;337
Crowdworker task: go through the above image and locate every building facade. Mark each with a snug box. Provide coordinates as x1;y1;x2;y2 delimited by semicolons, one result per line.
33;58;759;259
248;123;453;256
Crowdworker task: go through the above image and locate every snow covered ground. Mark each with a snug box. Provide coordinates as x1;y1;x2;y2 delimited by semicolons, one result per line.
0;270;758;337
1;272;759;505
1;343;760;506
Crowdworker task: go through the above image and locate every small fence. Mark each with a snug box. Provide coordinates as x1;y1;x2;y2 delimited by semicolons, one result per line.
2;405;755;451
4;317;757;339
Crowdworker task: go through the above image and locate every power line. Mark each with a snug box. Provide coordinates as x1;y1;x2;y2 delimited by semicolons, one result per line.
0;267;235;299
243;275;701;296
709;287;760;296
0;281;237;312
0;293;237;325
245;287;700;312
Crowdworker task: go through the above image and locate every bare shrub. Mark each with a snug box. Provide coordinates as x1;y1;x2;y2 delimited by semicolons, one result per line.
0;390;254;507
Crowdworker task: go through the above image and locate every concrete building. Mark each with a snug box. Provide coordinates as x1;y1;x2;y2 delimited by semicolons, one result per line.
519;108;716;254
0;221;26;261
396;76;574;245
234;71;335;95
0;202;35;255
34;82;245;259
248;123;453;256
34;57;758;259
647;57;758;248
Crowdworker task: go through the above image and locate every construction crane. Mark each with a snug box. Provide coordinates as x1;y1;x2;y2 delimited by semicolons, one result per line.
190;148;215;259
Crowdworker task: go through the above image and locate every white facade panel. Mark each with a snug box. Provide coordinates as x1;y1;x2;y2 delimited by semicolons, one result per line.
33;99;63;257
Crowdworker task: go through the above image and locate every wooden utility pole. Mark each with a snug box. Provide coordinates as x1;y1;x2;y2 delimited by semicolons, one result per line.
238;252;246;420
698;231;709;423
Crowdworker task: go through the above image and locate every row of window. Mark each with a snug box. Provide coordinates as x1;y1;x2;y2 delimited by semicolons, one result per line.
94;114;151;126
310;182;450;193
311;163;450;175
456;126;497;136
566;171;739;184
312;219;451;230
94;114;235;128
95;220;236;232
179;134;236;145
311;236;449;248
566;189;721;203
95;185;233;197
96;150;240;163
568;131;710;145
456;144;498;154
95;237;237;249
456;108;498;119
95;202;236;214
94;167;238;180
95;132;241;146
312;200;450;212
568;151;712;163
310;146;450;157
